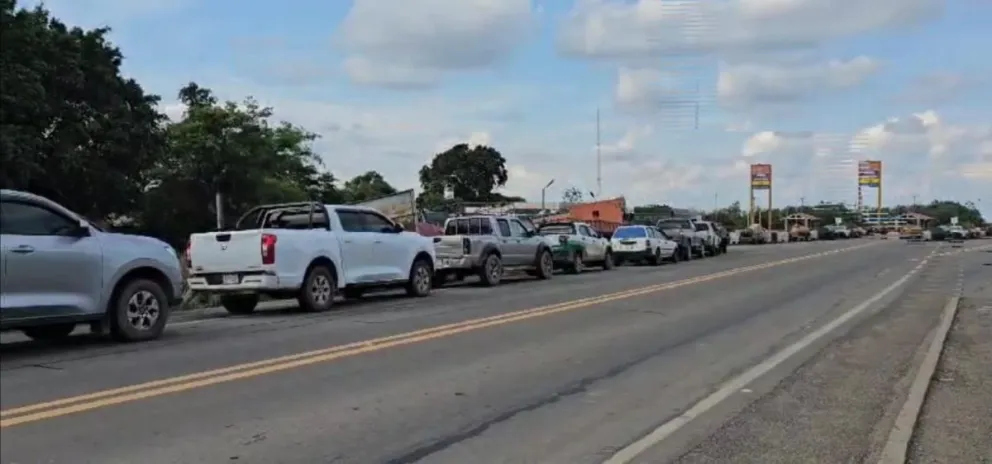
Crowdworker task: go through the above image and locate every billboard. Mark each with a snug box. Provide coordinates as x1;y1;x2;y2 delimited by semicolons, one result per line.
355;189;417;230
750;164;772;189
858;160;881;186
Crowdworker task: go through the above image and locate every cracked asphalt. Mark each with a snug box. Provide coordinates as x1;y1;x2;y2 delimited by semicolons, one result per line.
1;239;988;464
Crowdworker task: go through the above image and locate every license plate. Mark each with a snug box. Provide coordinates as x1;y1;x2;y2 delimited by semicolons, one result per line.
222;274;239;285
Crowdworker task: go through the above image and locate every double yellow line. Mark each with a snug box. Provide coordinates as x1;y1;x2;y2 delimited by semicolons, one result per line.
0;242;877;428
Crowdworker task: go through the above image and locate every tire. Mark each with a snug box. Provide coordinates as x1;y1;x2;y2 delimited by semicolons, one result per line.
23;323;75;342
535;249;554;280
342;287;365;299
671;248;680;263
108;278;171;342
602;250;615;270
568;251;584;274
478;253;503;287
681;242;693;261
220;294;259;314
650;248;662;266
297;265;336;312
405;257;433;297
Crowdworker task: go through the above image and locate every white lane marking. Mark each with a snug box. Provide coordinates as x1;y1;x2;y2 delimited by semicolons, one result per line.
602;249;937;464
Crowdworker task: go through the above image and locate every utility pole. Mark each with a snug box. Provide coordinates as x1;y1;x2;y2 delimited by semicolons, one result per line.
596;107;602;198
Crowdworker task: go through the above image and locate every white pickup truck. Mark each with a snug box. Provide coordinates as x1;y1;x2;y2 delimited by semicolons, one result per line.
186;202;436;314
690;219;723;257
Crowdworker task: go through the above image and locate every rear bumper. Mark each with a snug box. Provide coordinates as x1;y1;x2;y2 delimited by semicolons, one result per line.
187;273;287;293
435;256;480;271
614;248;653;260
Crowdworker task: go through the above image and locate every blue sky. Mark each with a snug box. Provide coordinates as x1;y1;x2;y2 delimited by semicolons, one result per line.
26;0;992;216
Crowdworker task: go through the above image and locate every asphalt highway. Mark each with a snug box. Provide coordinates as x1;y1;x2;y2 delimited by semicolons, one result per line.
1;239;988;464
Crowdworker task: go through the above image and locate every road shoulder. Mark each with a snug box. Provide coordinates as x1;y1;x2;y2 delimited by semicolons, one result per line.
908;296;992;464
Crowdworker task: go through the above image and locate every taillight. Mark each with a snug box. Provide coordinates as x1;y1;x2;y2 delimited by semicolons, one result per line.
184;241;192;268
261;233;277;265
462;237;471;254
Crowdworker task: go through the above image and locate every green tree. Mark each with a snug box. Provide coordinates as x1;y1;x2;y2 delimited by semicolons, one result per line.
344;170;397;203
561;187;584;204
418;143;521;208
0;1;166;219
138;83;337;246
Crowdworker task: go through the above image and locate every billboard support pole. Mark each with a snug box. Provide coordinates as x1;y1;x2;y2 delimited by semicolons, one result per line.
877;181;882;217
767;186;772;230
749;187;754;226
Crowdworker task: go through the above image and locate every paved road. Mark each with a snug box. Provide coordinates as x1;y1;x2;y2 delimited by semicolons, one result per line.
0;239;986;464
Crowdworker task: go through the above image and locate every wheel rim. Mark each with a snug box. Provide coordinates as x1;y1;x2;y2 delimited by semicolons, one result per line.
126;290;160;331
574;254;582;268
487;257;501;281
414;264;431;293
542;253;552;273
311;274;333;304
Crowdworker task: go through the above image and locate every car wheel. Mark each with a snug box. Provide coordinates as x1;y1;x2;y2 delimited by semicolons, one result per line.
298;265;336;312
109;278;170;342
651;248;663;266
671;247;680;263
478;253;503;286
405;257;433;297
602;250;615;270
535;249;554;280
23;323;76;342
220;294;259;314
569;252;584;274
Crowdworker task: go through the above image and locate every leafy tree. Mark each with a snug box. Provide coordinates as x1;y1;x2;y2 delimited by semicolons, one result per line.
344;170;397;203
418;143;520;208
0;0;166;219
561;187;584;204
138;83;337;246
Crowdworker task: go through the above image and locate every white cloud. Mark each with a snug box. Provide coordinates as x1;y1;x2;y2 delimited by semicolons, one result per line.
718;56;879;106
338;0;536;88
559;0;938;59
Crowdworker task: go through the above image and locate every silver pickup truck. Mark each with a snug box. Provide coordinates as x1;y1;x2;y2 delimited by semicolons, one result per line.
657;217;704;260
433;215;554;287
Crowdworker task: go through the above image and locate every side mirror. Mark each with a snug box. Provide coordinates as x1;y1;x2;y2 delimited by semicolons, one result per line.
393;223;405;233
72;221;91;237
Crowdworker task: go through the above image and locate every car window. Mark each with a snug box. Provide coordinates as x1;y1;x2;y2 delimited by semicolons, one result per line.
694;223;709;232
508;220;528;237
613;227;647;239
657;228;672;240
539;224;575;235
517;218;537;235
337;211;366;232
496;219;512;237
581;226;596;237
362;212;395;232
0;201;77;236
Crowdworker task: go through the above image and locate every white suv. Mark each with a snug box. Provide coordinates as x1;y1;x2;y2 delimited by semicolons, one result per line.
610;225;679;265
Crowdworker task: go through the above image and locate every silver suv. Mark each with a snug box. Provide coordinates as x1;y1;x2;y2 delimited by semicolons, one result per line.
0;190;183;342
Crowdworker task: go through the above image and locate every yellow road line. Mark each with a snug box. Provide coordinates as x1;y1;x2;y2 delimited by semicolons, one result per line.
0;242;878;428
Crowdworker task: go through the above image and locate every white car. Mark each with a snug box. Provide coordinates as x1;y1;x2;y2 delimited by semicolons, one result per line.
186;202;436;314
610;225;680;265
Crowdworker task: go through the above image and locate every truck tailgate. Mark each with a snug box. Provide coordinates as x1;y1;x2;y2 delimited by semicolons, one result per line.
434;236;467;257
189;230;264;274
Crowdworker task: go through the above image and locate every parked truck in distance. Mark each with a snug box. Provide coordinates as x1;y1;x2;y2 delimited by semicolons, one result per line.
433;215;554;287
186;202;436;314
656;217;704;260
536;221;614;273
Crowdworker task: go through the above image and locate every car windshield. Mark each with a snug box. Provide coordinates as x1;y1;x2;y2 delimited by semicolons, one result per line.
538;224;575;235
657;220;684;230
694;223;709;232
613;226;647;239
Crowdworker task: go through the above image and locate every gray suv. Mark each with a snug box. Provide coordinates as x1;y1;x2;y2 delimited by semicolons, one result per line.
0;190;183;342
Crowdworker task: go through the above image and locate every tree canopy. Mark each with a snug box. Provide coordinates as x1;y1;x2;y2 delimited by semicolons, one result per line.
417;143;523;210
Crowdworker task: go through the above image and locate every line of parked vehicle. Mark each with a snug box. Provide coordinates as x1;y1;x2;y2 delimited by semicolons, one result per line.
0;193;730;345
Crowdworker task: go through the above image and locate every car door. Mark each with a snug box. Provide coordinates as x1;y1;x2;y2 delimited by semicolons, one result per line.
507;219;533;265
580;225;603;260
0;199;104;323
335;210;380;284
358;210;407;281
494;218;516;263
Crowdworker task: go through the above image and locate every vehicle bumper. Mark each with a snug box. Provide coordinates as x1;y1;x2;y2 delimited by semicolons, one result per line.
186;273;287;293
550;246;578;266
613;248;653;260
435;256;480;272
